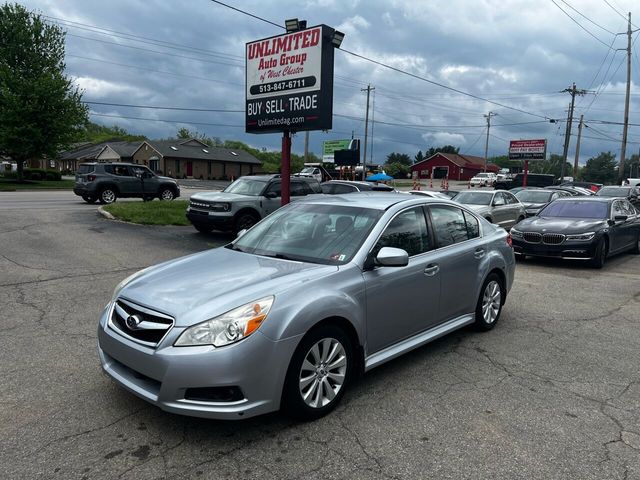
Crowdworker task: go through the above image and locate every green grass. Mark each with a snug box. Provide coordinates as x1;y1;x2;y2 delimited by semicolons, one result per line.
103;200;190;226
0;179;75;191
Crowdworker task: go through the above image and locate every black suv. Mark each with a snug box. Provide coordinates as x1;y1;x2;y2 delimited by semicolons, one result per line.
74;163;180;204
494;173;555;190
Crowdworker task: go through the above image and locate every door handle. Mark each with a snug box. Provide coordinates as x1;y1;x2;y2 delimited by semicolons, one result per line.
424;264;439;276
474;248;485;258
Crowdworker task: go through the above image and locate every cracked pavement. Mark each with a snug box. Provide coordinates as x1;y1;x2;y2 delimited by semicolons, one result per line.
1;191;639;479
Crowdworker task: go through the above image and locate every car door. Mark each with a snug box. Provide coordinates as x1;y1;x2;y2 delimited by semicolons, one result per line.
262;181;281;215
427;205;485;321
490;192;509;227
609;201;633;252
363;206;440;354
132;166;158;197
113;165;139;195
503;191;523;227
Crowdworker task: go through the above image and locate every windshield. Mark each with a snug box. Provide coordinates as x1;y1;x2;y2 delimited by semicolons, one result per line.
538;200;608;219
300;167;315;174
475;173;490;178
597;187;631;197
224;177;268;196
232;203;382;265
454;192;493;205
516;190;553;203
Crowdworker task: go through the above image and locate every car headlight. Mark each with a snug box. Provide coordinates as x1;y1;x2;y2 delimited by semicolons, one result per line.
566;232;595;241
210;202;231;212
174;296;274;347
510;228;523;238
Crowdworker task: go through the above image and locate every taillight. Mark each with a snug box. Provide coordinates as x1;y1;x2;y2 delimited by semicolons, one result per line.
506;233;513;248
87;175;96;182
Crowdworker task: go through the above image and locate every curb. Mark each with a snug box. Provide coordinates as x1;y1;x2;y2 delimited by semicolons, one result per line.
97;206;115;220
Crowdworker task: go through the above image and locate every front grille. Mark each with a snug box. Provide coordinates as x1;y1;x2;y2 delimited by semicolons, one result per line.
109;298;174;348
523;232;542;243
542;233;565;245
190;201;213;209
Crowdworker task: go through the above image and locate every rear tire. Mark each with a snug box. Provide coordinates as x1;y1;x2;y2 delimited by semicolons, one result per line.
98;188;117;204
282;325;353;421
590;237;608;268
474;273;503;331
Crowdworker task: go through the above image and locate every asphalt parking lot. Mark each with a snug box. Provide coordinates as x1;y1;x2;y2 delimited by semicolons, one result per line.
1;191;639;480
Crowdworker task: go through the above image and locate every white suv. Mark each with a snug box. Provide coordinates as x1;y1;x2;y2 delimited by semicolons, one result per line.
469;172;497;187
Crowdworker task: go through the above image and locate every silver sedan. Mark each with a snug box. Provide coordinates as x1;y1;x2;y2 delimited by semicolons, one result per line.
98;193;516;420
454;190;526;229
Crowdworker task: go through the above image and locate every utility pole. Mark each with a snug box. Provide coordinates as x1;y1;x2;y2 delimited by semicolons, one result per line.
560;83;587;181
483;112;496;172
574;114;584;176
361;84;374;180
619;12;633;183
304;131;309;163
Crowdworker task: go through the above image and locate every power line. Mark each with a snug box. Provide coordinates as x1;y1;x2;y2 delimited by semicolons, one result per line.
558;0;617;35
66;33;243;68
85;101;244;112
602;0;637;27
90;112;244;128
550;0;617;49
208;1;552;120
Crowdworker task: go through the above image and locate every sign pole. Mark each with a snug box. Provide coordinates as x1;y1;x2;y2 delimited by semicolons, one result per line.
523;160;529;187
281;130;291;206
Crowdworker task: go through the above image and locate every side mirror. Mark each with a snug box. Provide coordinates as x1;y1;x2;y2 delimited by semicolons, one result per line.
236;229;247;238
375;247;409;267
614;215;628;222
264;191;278;199
135;173;142;179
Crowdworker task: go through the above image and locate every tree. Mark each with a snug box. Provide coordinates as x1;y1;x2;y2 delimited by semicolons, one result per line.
384;162;410;179
426;145;459;157
581;151;618;184
385;152;412;166
78;121;145;143
415;150;424;164
0;3;88;180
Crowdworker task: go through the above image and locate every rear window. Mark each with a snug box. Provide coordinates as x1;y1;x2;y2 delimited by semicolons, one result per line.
77;164;95;174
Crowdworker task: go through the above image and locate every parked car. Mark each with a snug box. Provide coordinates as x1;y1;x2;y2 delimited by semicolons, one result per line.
494;173;555;191
186;175;321;234
98;193;515;420
320;180;395;194
623;178;640;188
294;166;322;182
454;190;526;229
408;190;451;199
546;185;594;196
439;190;460;199
469;172;497;187
595;186;640;208
515;188;573;217
511;197;640;267
560;181;603;192
73;162;180;204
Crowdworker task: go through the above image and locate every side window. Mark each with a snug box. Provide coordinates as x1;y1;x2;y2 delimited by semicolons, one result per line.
333;184;357;194
612;201;625;217
622;200;636;216
308;181;322;194
506;193;519;204
265;181;281;197
112;165;131;176
463;210;480;239
290;182;306;197
430;205;470;247
373;207;431;257
493;193;506;206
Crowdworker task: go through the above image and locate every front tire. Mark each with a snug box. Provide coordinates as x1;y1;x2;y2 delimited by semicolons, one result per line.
234;212;259;233
193;223;214;234
282;325;353;420
631;234;640;254
98;188;117;204
475;273;503;331
590;237;608;268
159;188;175;201
82;195;97;204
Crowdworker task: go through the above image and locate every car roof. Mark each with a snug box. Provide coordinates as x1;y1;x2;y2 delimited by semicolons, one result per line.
554;196;615;203
301;192;459;210
462;190;497;194
322;180;371;186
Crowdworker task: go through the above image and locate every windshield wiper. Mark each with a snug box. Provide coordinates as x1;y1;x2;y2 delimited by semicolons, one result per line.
259;252;299;261
225;244;247;252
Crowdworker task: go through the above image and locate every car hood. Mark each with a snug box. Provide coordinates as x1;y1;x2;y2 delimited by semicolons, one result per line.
521;202;547;210
515;216;606;234
117;247;338;326
190;191;258;202
157;175;176;183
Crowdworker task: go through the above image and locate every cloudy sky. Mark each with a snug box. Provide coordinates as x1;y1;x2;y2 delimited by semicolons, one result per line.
19;0;640;165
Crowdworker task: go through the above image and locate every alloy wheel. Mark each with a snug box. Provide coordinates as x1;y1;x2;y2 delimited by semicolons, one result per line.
101;189;116;204
482;280;501;324
298;338;347;409
160;189;174;201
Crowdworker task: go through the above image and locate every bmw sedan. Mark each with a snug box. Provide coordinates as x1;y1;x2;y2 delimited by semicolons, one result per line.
98;193;515;420
511;197;640;268
454;190;526;229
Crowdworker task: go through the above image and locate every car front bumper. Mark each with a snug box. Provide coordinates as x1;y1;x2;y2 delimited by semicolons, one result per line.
186;208;234;231
512;237;599;259
97;304;301;420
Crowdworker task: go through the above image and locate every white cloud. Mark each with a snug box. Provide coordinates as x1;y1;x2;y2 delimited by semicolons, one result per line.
74;77;143;98
422;132;467;145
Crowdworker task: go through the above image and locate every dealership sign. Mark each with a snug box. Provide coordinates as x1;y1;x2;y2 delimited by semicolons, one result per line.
322;139;351;162
245;25;335;134
508;139;547;161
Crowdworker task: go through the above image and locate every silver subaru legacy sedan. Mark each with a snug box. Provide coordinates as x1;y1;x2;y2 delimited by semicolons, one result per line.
98;193;515;420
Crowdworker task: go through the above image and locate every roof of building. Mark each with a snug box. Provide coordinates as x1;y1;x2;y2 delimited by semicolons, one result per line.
142;139;261;165
412;152;500;171
58;141;142;161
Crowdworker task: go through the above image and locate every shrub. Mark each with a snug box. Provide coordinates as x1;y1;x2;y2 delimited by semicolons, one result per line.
45;170;62;180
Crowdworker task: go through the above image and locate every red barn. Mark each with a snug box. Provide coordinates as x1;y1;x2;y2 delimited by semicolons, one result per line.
411;153;499;181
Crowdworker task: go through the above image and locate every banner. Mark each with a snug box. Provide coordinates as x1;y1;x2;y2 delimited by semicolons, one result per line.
509;139;547;161
322;139;351;162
